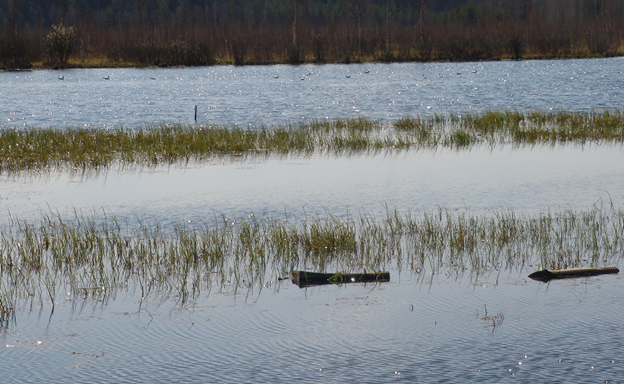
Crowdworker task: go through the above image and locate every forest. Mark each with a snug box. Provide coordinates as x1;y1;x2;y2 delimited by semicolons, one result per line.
1;0;623;68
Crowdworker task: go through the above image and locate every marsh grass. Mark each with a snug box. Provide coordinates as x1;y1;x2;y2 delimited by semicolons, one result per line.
1;204;624;328
1;110;623;174
0;118;382;174
394;109;624;146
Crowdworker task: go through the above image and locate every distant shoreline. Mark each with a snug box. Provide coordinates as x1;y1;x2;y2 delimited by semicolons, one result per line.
3;1;623;71
3;52;622;72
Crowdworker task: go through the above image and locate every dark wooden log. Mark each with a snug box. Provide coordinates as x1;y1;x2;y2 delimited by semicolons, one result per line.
292;270;390;287
528;267;619;282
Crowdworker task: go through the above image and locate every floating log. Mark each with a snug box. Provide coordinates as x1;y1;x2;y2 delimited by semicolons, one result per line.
528;267;619;282
292;270;390;287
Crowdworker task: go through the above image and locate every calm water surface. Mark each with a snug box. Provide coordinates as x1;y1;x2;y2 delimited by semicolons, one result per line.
1;59;624;383
1;145;623;226
2;58;623;128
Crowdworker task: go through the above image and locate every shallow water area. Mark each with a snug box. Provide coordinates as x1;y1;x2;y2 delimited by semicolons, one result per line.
1;144;623;227
1;143;624;381
2;57;624;382
2;268;624;383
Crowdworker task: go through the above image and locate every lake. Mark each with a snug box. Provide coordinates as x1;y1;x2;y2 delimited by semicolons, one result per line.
1;58;624;383
1;58;623;128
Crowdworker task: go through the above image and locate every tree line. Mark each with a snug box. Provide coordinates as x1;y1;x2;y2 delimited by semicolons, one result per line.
1;0;623;69
2;0;620;29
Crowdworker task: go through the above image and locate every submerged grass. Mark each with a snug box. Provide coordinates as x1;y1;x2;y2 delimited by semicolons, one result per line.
1;110;623;174
1;204;624;327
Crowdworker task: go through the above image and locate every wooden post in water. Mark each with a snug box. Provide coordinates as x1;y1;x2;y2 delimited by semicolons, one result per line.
194;105;197;122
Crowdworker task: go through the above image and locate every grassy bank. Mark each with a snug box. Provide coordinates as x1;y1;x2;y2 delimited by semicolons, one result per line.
1;110;623;174
7;42;624;71
19;46;624;70
1;204;623;327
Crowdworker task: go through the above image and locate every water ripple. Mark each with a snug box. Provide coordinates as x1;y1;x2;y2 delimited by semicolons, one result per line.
3;58;623;128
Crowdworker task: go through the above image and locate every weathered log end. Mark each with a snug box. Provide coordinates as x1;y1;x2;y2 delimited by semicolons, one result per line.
292;271;390;287
529;267;619;282
528;270;555;280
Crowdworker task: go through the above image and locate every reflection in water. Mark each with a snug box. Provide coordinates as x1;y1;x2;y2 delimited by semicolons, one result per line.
1;257;623;383
2;109;623;174
1;145;623;226
2;204;623;332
